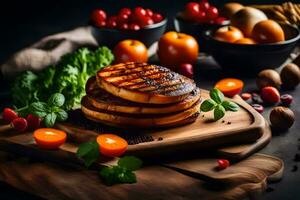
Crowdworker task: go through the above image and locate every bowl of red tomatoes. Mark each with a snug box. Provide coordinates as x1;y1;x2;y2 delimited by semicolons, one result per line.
174;0;229;52
90;7;167;48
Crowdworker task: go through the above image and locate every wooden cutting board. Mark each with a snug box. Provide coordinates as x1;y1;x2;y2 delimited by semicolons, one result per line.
0;89;268;162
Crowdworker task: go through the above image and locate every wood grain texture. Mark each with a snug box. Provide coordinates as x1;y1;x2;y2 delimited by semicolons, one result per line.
0;152;283;200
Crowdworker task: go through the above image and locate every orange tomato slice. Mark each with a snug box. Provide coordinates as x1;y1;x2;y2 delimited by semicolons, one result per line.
34;128;67;150
215;78;244;97
96;134;128;157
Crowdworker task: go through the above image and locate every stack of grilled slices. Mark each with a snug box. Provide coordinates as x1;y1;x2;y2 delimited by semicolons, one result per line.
81;62;201;128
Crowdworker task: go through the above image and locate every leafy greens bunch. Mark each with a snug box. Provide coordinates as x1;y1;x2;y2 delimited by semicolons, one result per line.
11;47;114;111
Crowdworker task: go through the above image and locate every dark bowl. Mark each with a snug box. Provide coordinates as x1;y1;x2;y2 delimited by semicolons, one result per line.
91;19;167;48
204;24;300;75
174;14;230;52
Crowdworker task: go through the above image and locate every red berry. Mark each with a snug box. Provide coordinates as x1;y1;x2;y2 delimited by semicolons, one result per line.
11;117;28;132
241;93;252;101
90;9;107;24
153;13;163;23
218;159;230;169
117;13;129;24
207;6;219;20
95;20;106;28
214;17;227;25
139;16;154;27
2;108;18;124
179;63;194;79
146;9;154;17
185;2;200;20
199;0;210;11
129;23;141;31
252;104;264;113
119;8;131;16
134;7;147;18
280;94;293;106
107;16;118;29
196;11;207;23
119;23;129;30
260;86;280;104
26;114;41;130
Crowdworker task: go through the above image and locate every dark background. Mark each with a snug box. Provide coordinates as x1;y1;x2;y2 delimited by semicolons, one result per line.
0;0;300;200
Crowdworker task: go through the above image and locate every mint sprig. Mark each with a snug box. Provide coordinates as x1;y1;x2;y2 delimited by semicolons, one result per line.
200;88;239;121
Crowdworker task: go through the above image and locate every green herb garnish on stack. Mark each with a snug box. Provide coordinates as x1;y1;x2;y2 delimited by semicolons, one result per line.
200;88;239;121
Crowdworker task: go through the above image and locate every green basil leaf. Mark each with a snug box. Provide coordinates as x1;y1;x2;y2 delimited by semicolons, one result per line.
118;170;137;184
214;104;226;121
200;99;217;112
118;156;143;171
44;112;57;127
221;101;239;112
29;102;48;117
100;166;137;185
56;109;68;121
48;93;65;107
76;141;99;168
210;88;224;104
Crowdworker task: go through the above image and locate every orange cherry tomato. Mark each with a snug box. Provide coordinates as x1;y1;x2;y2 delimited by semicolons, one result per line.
96;134;128;157
158;31;199;69
252;20;285;44
235;38;256;44
215;78;244;97
214;26;244;43
34;128;67;150
113;39;148;63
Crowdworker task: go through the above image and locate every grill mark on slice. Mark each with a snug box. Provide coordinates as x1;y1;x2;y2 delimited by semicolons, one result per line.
100;64;155;78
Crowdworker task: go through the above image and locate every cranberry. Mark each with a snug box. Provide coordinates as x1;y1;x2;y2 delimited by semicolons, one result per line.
119;8;131;16
117;13;129;24
134;7;147;19
280;94;293;106
129;23;141;31
119;23;129;30
139;16;154;27
196;11;207;23
218;159;230;169
260;86;280;104
107;16;118;29
185;2;200;20
2;108;18;124
146;9;154;17
95;20;106;28
199;0;210;11
179;63;194;79
26;114;41;130
90;9;106;24
207;6;219;20
11;117;28;132
152;13;163;23
252;104;264;113
214;17;227;25
241;93;252;101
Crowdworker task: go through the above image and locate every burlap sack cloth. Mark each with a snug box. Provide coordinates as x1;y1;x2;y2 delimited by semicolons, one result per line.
0;27;283;200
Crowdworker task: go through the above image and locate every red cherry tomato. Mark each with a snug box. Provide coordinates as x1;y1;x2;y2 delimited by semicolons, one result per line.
26;114;42;130
107;16;118;28
119;23;129;30
207;6;219;20
2;108;18;124
146;9;154;17
11;117;28;132
119;8;131;16
260;86;280;104
199;0;210;11
185;2;200;20
139;16;154;27
90;9;107;24
117;13;129;24
134;7;147;19
129;23;141;31
153;13;163;23
218;159;230;169
196;11;207;23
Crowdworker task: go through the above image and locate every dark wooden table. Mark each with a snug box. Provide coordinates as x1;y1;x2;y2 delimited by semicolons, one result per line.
0;0;299;199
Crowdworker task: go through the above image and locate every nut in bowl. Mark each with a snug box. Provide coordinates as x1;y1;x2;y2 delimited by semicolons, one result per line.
90;7;167;48
204;23;300;75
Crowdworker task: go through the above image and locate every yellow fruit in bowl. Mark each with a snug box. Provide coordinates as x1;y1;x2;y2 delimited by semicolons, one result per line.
252;20;285;44
231;7;268;37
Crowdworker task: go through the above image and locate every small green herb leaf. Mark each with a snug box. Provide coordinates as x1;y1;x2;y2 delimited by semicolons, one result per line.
200;99;217;112
100;166;137;185
210;88;224;104
214;104;226;121
48;93;65;107
29;102;48;117
44;112;57;127
118;156;143;171
221;101;239;112
56;109;68;121
77;141;99;168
